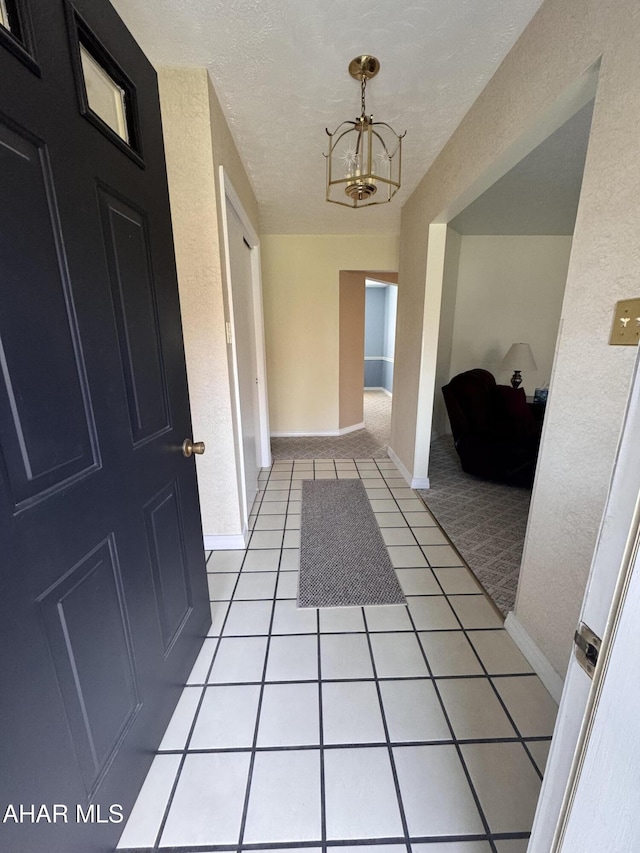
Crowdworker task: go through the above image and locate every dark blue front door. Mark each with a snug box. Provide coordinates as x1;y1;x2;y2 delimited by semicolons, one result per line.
0;2;210;851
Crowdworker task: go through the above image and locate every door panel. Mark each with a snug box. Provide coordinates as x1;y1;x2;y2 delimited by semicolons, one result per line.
98;187;171;445
38;535;140;797
0;117;99;508
144;481;193;654
0;2;210;852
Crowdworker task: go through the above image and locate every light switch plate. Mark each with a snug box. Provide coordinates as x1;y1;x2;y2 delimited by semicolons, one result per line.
609;298;640;346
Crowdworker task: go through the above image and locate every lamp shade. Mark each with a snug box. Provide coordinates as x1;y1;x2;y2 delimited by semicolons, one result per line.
501;342;537;372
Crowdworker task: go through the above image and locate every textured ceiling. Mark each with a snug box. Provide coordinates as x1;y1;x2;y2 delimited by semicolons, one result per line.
112;0;546;235
451;100;595;235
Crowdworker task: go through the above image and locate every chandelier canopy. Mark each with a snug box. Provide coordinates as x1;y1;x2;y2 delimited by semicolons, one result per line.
325;55;405;208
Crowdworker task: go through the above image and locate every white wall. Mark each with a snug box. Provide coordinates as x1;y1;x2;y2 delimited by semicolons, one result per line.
384;286;398;358
382;285;398;393
449;235;572;393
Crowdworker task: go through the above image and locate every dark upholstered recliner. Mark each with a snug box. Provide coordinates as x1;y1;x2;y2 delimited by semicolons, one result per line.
442;369;541;486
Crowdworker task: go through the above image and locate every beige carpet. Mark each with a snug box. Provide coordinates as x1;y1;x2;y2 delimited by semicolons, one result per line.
418;436;532;614
271;390;391;460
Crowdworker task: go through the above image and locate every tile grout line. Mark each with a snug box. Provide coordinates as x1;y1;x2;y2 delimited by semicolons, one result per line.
180;666;540;681
403;597;499;853
212;592;502;607
211;590;515;600
153;462;275;850
155;733;552;756
236;467;285;850
126;832;535;851
423;540;545;781
375;458;546;782
390;458;547;820
374;458;498;853
123;830;533;852
456;616;546;782
316;607;327;853
360;607;419;853
412;482;506;623
151;526;255;850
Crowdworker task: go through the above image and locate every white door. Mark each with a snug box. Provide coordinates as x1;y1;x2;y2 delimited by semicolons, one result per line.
559;518;640;850
227;205;260;516
529;348;640;850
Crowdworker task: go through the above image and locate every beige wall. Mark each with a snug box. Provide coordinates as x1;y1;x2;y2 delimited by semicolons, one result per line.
261;235;399;435
448;234;572;394
394;0;640;677
339;272;365;431
158;68;259;540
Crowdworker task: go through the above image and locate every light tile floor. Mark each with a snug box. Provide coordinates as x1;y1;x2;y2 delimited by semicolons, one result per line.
117;458;557;853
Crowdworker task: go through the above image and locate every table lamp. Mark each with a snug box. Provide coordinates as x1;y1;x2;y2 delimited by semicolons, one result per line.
501;342;537;389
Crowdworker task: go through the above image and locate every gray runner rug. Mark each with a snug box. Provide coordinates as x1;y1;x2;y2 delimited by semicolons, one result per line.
298;479;406;608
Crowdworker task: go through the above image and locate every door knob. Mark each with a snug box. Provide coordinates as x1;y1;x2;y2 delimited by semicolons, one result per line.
182;439;205;457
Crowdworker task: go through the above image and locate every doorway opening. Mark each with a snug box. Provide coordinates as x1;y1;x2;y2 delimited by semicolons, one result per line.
337;269;398;456
364;278;397;400
424;94;596;617
363;277;397;449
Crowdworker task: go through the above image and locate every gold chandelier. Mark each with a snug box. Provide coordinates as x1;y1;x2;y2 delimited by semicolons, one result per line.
325;55;405;208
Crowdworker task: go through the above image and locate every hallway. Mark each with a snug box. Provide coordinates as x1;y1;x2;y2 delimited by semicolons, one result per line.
271;391;391;460
118;458;556;852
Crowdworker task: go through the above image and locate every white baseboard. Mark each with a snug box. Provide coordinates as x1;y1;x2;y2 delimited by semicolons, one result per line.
339;421;365;435
505;613;564;703
271;422;365;438
387;446;410;483
204;528;249;551
271;431;330;438
387;446;430;490
411;476;430;489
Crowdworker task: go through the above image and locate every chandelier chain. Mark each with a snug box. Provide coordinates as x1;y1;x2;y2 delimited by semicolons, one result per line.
361;76;367;118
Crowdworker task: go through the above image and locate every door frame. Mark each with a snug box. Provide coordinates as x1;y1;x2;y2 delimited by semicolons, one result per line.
414;63;599;486
219;167;271;532
556;486;640;849
528;344;640;850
